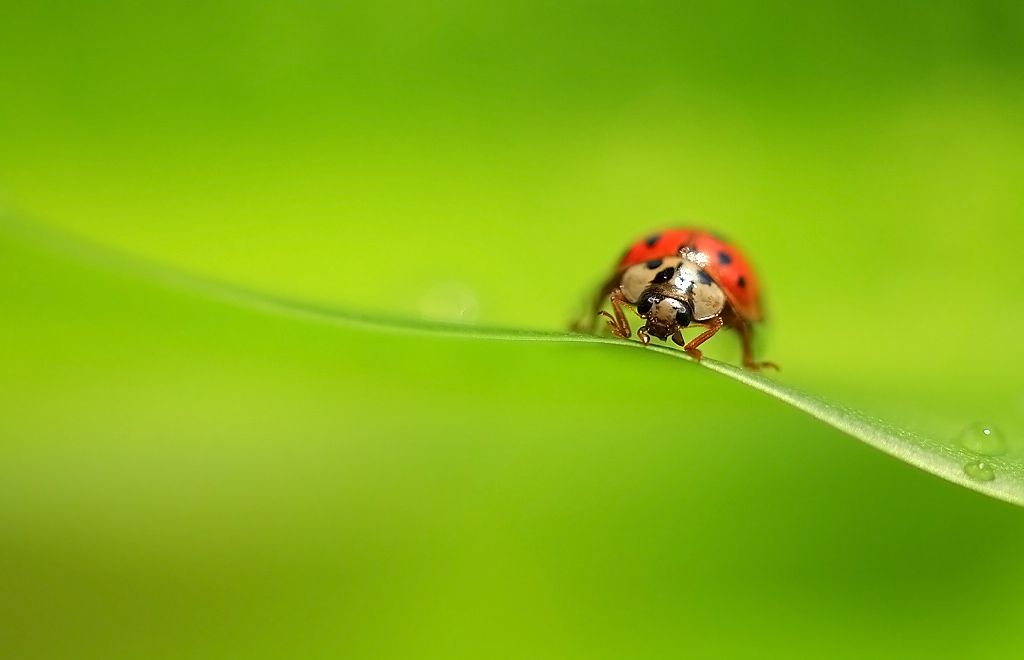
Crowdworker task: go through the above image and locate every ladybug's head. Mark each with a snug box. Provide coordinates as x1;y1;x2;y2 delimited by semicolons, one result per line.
635;291;692;345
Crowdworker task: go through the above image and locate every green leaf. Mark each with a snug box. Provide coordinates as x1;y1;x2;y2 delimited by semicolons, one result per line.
6;211;1021;508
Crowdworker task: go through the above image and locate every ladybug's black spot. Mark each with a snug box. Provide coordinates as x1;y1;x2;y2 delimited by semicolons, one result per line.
718;251;732;265
653;267;675;284
645;259;663;269
737;276;746;288
645;234;661;247
696;270;712;285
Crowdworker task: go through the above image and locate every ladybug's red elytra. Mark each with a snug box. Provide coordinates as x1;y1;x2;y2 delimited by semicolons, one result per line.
577;227;777;370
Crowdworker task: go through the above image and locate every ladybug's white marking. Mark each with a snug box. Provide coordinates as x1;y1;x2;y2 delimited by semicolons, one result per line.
676;261;726;321
681;249;710;268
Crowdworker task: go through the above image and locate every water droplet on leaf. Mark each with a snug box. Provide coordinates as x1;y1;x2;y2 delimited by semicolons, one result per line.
958;423;1007;456
964;460;995;482
419;282;479;324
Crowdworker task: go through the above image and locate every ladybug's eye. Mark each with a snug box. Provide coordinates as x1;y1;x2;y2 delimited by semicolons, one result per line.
675;304;692;327
637;294;659;316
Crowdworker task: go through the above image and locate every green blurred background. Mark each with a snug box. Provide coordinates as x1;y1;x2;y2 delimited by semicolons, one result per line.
2;1;1024;657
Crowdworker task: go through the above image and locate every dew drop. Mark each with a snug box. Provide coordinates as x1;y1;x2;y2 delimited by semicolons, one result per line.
957;423;1007;456
963;460;995;482
419;282;479;324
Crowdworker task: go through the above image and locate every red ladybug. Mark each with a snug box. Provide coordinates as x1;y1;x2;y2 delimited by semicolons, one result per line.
578;228;777;370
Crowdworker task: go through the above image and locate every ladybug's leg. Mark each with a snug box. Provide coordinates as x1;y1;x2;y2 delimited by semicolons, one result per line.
636;326;651;346
573;272;622;333
596;288;636;340
737;320;779;371
676;317;724;362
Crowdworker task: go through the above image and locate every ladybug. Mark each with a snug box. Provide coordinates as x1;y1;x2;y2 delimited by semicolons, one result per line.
578;228;777;370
